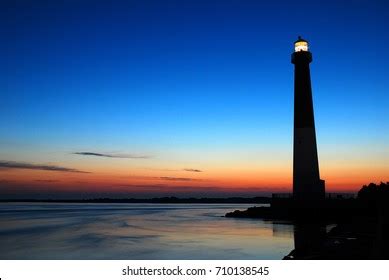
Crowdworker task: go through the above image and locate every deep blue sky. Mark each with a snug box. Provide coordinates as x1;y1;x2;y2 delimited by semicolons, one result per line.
1;0;388;197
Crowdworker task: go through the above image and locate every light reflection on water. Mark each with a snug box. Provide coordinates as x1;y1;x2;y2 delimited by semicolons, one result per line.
0;203;294;259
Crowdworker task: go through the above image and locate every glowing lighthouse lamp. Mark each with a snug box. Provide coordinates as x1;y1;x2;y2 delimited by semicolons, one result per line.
294;36;309;52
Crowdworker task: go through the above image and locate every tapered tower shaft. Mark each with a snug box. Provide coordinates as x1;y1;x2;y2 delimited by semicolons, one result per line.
292;37;325;201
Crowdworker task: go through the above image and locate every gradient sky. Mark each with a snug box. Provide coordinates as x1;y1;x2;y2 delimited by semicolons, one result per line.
1;0;388;198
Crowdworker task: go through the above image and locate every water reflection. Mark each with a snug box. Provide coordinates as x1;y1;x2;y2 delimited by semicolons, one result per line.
294;224;326;257
284;223;329;259
272;223;294;239
0;203;294;260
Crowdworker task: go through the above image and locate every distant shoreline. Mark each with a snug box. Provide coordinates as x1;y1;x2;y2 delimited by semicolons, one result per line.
0;197;271;204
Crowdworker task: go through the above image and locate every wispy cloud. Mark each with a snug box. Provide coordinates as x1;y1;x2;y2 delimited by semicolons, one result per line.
0;160;90;173
35;179;60;183
140;168;203;172
158;177;203;182
183;168;202;173
125;175;207;182
73;152;150;159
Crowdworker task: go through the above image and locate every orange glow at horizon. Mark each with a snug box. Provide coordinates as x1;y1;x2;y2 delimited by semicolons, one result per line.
1;161;388;197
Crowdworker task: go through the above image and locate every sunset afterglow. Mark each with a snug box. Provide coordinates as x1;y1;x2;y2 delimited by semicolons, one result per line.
1;0;388;198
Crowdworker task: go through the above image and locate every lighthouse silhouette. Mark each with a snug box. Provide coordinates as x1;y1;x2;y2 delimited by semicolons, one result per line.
292;36;325;201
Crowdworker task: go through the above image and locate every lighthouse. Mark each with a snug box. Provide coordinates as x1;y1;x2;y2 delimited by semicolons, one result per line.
292;36;325;201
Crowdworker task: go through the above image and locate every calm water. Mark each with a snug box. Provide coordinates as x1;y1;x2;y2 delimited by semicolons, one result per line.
0;203;294;259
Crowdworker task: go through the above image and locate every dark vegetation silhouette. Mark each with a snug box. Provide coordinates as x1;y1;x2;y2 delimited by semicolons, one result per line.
358;182;389;202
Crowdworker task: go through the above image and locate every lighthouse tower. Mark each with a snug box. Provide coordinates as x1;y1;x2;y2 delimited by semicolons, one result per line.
292;36;325;201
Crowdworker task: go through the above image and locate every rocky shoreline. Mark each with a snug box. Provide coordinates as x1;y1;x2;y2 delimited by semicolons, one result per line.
226;206;389;259
225;183;389;259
